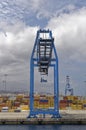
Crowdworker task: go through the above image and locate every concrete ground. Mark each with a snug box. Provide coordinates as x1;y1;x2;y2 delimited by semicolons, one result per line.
0;111;29;119
60;110;86;119
0;110;86;119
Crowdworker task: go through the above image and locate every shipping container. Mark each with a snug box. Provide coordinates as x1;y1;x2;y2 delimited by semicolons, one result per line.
59;100;67;103
71;104;77;110
63;96;68;100
1;107;9;112
77;105;82;110
39;99;48;104
20;105;29;110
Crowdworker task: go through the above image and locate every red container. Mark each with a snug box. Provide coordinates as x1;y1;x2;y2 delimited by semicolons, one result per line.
24;96;29;98
63;96;68;100
60;100;67;103
59;102;67;107
14;102;20;107
34;99;39;101
23;102;28;105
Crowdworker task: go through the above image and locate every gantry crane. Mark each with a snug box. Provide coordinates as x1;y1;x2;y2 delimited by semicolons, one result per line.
28;29;60;118
65;76;73;96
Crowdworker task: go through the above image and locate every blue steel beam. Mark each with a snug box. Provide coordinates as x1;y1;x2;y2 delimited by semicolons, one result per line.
28;29;60;118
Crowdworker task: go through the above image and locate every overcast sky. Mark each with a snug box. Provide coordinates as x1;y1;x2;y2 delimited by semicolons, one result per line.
0;0;86;96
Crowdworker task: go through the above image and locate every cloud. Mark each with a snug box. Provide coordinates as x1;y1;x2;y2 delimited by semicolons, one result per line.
47;7;86;61
0;0;86;29
0;0;86;95
0;22;39;90
46;8;86;95
0;23;39;67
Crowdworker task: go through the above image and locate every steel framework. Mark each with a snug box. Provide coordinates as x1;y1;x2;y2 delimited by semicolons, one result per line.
28;29;60;118
65;76;73;96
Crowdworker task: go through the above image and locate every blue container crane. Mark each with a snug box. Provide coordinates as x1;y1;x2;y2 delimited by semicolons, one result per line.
28;29;60;118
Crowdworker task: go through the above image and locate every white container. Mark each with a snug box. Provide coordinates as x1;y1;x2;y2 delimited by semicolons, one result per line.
1;107;8;112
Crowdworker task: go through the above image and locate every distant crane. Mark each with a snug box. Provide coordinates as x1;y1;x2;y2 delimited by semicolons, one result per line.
65;76;73;96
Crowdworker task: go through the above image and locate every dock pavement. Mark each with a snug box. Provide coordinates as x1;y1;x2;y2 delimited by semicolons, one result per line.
0;110;86;124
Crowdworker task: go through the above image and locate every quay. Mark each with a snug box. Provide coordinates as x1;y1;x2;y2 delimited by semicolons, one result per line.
0;118;86;125
0;110;86;125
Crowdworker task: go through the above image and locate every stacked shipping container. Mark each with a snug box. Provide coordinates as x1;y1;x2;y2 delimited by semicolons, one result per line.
0;94;86;111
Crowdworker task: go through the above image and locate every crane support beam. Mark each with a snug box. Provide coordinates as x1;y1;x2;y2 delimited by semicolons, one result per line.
28;29;60;118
